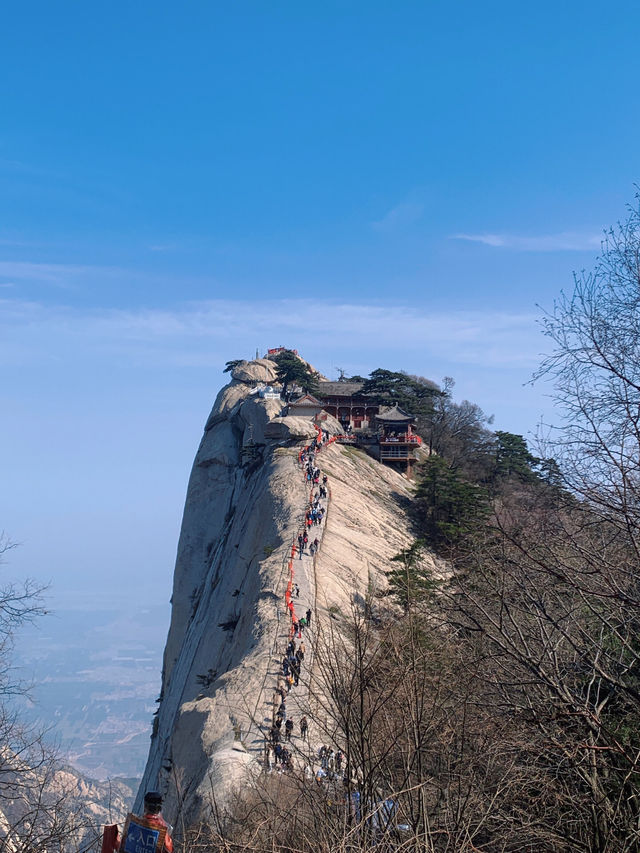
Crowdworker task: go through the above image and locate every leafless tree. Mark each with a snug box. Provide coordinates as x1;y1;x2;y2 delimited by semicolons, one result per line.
536;198;640;537
0;534;97;852
229;601;551;852
444;460;640;848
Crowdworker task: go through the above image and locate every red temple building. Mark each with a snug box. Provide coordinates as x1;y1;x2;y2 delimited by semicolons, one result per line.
315;381;379;430
266;346;299;358
315;382;422;477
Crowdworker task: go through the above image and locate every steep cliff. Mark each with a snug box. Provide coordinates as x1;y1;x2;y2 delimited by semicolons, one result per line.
135;359;419;826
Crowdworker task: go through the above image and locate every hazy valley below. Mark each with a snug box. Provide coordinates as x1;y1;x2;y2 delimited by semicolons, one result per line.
13;602;169;781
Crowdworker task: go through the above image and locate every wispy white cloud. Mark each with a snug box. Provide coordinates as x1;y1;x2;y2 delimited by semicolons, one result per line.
0;296;542;371
147;243;179;253
0;238;37;248
372;202;424;232
0;260;125;287
0;157;65;179
452;231;602;252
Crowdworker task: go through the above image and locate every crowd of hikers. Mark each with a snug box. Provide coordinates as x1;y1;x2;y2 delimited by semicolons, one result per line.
263;426;344;778
261;424;400;839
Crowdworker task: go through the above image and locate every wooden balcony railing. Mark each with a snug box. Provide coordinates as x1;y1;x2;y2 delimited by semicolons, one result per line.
380;433;422;445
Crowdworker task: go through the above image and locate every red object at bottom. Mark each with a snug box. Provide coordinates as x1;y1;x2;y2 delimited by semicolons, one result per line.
101;824;119;853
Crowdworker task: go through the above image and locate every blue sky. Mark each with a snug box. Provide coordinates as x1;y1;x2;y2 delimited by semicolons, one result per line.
2;1;640;616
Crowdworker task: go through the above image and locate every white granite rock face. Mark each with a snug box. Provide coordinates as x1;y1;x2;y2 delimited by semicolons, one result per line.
135;361;419;827
263;416;318;441
230;358;279;384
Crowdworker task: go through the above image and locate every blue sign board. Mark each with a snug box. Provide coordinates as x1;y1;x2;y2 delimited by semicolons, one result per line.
121;815;165;853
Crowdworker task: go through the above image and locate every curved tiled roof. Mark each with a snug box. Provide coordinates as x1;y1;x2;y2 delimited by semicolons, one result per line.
376;404;415;423
317;381;368;397
288;394;323;407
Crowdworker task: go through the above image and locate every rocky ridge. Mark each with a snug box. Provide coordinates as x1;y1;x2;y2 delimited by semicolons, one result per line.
135;358;425;827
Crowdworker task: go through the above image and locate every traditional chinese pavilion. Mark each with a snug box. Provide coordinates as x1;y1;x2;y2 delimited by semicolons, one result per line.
375;404;422;478
316;381;379;430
